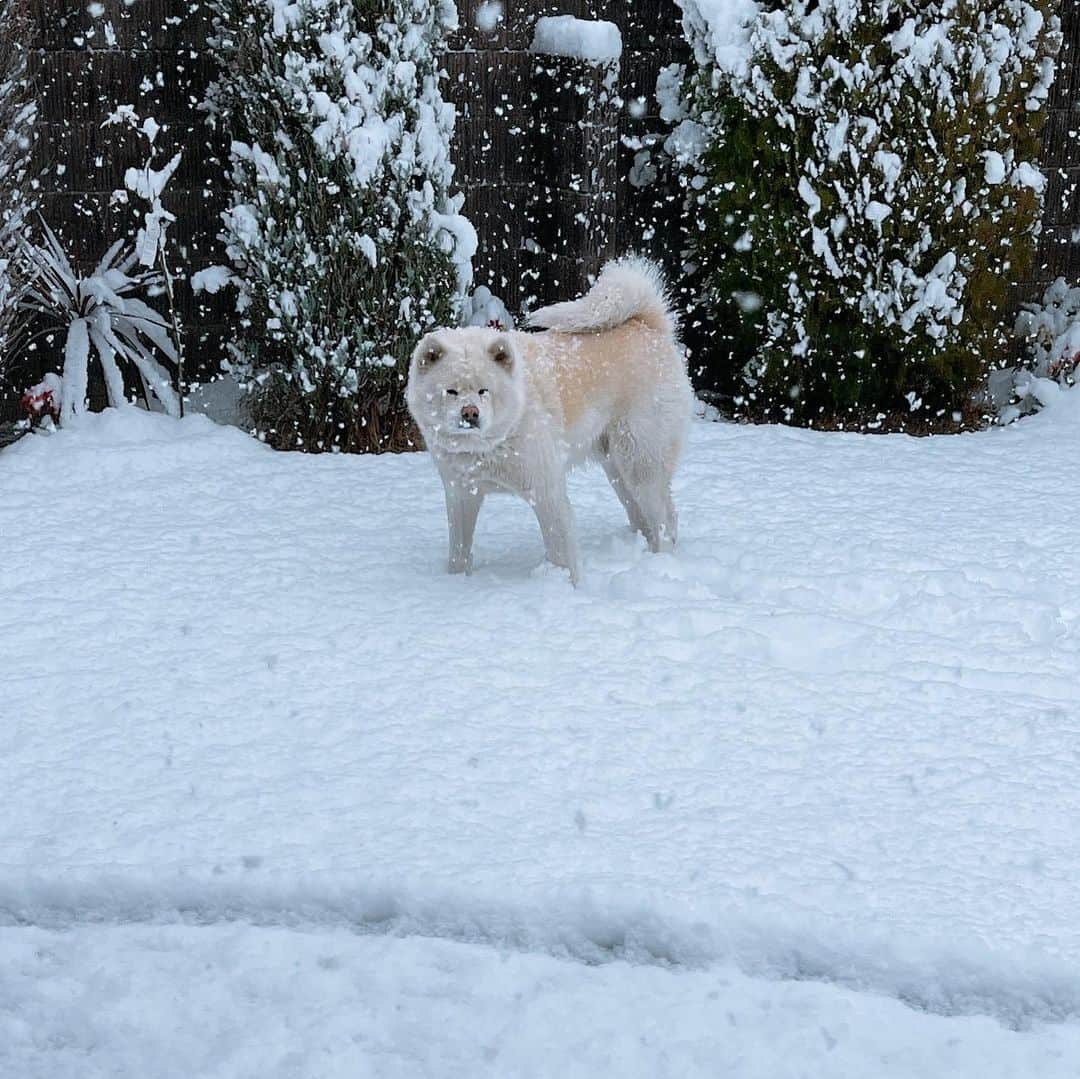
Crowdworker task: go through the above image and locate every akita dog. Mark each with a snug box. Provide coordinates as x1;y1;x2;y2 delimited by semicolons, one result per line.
406;257;693;584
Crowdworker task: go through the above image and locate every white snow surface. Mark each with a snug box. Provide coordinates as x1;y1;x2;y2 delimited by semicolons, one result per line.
530;16;622;63
4;400;1080;1074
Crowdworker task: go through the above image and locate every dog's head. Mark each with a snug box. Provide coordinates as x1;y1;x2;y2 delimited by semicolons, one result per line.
406;327;525;453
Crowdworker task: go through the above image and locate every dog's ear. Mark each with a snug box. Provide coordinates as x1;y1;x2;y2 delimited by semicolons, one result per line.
413;334;443;369
489;335;514;370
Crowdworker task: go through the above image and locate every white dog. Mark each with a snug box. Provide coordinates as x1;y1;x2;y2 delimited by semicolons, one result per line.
406;257;692;584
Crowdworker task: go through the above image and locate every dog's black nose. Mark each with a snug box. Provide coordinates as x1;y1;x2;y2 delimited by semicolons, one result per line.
461;405;480;428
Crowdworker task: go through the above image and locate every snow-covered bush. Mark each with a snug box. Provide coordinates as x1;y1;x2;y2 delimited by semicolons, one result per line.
460;285;512;331
16;223;181;421
206;0;474;453
1017;277;1080;383
671;0;1059;429
1006;276;1080;419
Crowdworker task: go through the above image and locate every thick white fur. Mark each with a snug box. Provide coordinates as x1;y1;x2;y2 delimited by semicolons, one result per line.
526;256;676;340
406;257;693;584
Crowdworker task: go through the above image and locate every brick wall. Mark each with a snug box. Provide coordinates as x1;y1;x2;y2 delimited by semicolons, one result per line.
1028;2;1080;303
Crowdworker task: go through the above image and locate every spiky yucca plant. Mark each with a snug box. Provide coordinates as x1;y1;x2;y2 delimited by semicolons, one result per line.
16;223;180;420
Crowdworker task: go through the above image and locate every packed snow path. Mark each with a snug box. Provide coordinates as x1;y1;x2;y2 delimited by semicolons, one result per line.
3;401;1080;1075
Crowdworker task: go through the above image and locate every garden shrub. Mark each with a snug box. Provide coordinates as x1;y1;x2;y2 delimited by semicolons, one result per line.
670;0;1059;429
206;0;474;452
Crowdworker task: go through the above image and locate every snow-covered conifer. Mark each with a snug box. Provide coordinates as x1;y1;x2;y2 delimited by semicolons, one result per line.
669;0;1059;429
206;0;474;452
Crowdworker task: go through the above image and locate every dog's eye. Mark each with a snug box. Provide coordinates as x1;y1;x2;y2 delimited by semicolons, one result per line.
445;388;458;396
478;388;490;396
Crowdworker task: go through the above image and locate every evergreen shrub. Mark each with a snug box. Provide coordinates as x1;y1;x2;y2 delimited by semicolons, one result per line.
207;0;474;451
673;0;1059;429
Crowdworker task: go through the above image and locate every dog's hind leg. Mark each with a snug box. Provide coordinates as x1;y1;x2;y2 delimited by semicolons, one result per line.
627;470;676;552
653;479;678;546
603;424;678;552
599;435;650;539
444;483;484;574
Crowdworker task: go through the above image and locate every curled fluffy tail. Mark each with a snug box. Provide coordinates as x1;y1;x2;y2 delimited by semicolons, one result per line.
527;256;677;340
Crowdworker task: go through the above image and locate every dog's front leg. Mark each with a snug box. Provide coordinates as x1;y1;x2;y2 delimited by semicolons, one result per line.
528;473;581;586
444;481;483;574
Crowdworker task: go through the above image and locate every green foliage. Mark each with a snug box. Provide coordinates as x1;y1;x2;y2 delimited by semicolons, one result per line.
683;0;1059;429
207;0;470;452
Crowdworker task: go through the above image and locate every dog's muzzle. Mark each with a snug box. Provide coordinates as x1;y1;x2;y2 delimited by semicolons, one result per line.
459;405;480;429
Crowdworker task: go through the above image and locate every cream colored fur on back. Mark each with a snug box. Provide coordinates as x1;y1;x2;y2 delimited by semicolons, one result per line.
407;257;693;584
514;317;684;455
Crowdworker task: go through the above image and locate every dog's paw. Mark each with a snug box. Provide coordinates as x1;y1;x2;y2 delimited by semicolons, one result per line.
530;560;579;587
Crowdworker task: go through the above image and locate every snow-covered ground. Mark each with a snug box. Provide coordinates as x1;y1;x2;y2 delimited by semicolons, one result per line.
3;399;1080;1076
